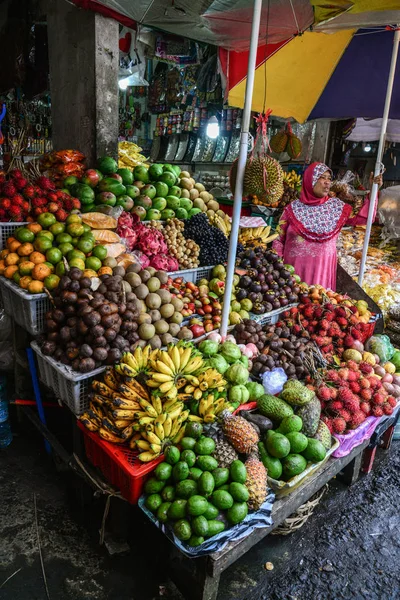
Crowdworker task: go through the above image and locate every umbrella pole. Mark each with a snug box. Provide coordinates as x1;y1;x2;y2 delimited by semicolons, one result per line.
358;26;400;286
220;0;263;337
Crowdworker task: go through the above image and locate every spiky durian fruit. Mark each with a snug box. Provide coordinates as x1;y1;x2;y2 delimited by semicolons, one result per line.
245;453;268;510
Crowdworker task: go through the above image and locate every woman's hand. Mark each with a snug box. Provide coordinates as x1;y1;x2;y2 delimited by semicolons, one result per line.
369;172;383;189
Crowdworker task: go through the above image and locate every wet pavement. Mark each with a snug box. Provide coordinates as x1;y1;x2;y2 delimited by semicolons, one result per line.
1;425;400;600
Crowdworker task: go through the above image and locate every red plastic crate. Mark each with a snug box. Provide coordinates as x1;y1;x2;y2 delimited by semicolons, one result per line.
78;421;163;504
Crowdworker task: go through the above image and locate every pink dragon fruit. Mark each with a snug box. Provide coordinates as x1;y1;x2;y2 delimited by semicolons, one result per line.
137;226;168;256
116;212;139;251
150;254;179;271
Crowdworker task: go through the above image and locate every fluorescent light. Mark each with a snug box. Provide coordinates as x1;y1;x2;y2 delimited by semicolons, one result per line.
119;77;130;90
206;116;219;139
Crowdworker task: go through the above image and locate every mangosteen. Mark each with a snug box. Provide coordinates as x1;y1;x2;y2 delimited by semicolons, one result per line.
264;302;273;313
288;293;298;304
264;291;275;303
236;289;248;301
278;278;286;287
250;282;261;294
272;299;281;310
258;273;266;283
272;270;280;280
239;275;252;288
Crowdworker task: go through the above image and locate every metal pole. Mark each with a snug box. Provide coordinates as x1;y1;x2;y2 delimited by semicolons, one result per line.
358;27;400;286
220;0;263;337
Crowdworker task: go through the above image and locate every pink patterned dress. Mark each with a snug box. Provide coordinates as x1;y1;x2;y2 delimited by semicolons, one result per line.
273;195;376;290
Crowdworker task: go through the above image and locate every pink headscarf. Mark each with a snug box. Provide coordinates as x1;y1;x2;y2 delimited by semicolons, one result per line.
299;162;333;206
285;162;352;243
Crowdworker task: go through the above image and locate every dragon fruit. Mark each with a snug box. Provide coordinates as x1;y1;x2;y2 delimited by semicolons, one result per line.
117;212;138;251
137;225;168;256
150;254;179;271
132;251;151;268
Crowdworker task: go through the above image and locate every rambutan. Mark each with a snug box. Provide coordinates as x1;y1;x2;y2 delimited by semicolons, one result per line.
382;403;394;416
346;360;359;372
360;388;372;401
350;410;366;428
317;386;332;401
0;198;11;210
338;368;349;381
387;396;397;408
47;202;59;213
360;401;371;415
351;328;363;341
314;307;323;318
332;417;347;434
335;306;346;318
337;408;352;422
330;400;344;412
360;378;371;390
344;396;360;414
337;317;348;328
303;306;314;319
325;303;335;312
36;176;55;191
359;362;374;375
344;334;355;348
13;177;28;190
23;184;35;199
46;192;58;203
349;381;361;394
337;386;353;403
372;392;385;406
2;182;16;197
8;206;23;220
372;406;384;417
13;194;24;206
326;369;341;384
347;371;359;383
55;209;68;222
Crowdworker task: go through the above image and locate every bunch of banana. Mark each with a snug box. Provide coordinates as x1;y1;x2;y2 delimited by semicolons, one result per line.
119;346;155;377
187;393;233;424
146;343;204;400
131;408;188;462
239;225;279;248
209;212;231;237
283;170;302;191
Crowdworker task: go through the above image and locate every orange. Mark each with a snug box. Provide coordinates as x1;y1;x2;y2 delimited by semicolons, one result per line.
98;266;113;276
19;261;35;276
17;242;34;257
0;249;9;259
0;260;5;275
83;269;97;278
5;252;20;266
43;274;60;291
28;280;44;294
19;276;32;289
32;263;52;281
12;272;21;285
4;265;18;279
30;252;46;265
7;239;21;253
26;223;42;234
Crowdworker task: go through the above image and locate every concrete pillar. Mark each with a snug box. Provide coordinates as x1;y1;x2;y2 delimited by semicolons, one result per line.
311;121;332;164
46;0;119;165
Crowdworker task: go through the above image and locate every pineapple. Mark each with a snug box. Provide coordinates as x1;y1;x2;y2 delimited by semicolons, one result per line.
204;422;239;468
245;453;268;510
220;410;259;455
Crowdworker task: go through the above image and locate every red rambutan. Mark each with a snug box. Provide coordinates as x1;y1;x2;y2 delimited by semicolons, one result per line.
13;177;28;190
372;406;384;417
13;194;24;206
382;403;394;416
346;360;360;372
335;306;346;318
55;209;68;222
372;392;385;406
337;408;352;422
330;400;344;412
36;175;55;191
332;417;347;434
387;396;397;408
0;198;11;210
338;367;350;381
326;370;341;384
337;386;353;403
317;386;332;401
349;381;361;394
360;388;372;401
344;396;360;414
2;182;16;197
359;362;374;375
360;401;371;415
350;410;366;428
337;317;348;328
351;329;363;341
23;184;35;199
344;334;355;348
360;378;371;390
47;202;59;213
8;206;23;220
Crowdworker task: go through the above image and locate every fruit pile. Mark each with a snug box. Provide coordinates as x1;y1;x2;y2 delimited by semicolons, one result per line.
317;354;400;434
0;214;107;294
39;268;141;370
142;426;258;546
80;348;188;448
238;226;278;249
279;297;372;358
183;213;230;266
233;320;316;381
40;149;86;187
162;219;200;269
253;381;331;481
236;248;300;315
0;170;80;222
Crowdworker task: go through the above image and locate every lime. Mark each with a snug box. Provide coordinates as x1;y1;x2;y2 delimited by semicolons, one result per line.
15;228;35;243
92;245;107;260
67;223;85;238
55;262;66;277
37;212;57;228
37;230;54;242
77;238;94;254
44;274;60;290
82;224;92;234
85;256;102;271
56;233;73;245
34;237;53;253
66;214;82;225
49;222;65;236
58;242;74;256
46;248;62;265
69;258;85;270
67;249;86;262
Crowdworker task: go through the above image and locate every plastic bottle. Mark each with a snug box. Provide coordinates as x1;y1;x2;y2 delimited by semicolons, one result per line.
0;381;12;448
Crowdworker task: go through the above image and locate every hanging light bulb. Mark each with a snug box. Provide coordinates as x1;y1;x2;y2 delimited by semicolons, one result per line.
364;143;372;153
119;76;130;90
206;116;219;139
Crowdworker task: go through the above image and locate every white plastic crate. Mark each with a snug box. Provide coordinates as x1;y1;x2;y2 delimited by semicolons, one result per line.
0;278;51;335
0;222;28;250
249;304;298;326
31;341;106;416
168;266;214;284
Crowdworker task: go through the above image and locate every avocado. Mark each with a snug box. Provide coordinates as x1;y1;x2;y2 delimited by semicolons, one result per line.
168;499;188;520
192;515;209;537
173;519;192;541
302;438;327;462
226;502;248;525
211;490;234;510
194;437;216;456
286;432;309;454
257;394;294;423
161;485;175;502
156;501;172;523
212;468;230;488
203;502;219;520
229;459;247;484
196;455;218;472
145;493;162;513
276;415;303;434
229;482;249;502
282;454;307;480
144;477;165;495
258;442;283;480
187;495;208;516
172;461;190;482
265;433;291;458
206;520;225;537
175;479;198;499
198;471;215;497
181;449;196;467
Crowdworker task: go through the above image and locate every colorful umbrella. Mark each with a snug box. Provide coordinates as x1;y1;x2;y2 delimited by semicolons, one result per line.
222;26;400;123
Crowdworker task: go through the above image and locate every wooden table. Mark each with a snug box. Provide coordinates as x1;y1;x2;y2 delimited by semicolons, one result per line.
167;438;371;600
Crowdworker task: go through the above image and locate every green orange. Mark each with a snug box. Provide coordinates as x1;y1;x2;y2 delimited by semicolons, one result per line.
58;243;74;256
49;222;65;236
19;261;35;276
44;274;60;291
67;223;85;238
37;212;57;229
46;248;62;265
56;262;66;277
66;214;82;225
56;233;73;245
34;237;53;253
77;238;94;254
37;230;54;242
15;228;35;243
92;245;107;260
85;256;102;271
69;258;85;271
67;249;86;262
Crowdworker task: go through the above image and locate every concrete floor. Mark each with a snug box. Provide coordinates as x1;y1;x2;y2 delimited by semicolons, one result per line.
1;424;400;600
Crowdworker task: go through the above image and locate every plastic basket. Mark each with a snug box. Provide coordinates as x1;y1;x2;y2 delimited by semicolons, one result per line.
168;266;214;284
0;278;51;335
78;421;163;504
249;304;298;326
0;222;29;250
31;341;106;415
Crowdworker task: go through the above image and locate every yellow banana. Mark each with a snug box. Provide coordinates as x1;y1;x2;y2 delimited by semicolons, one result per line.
184;385;195;394
118;384;142;402
103;369;120;391
170;419;182;438
155;422;165;441
169;346;181;372
79;415;99;432
121;352;138;370
151;395;162;415
204;414;216;424
114;363;137;378
176;378;187;389
121;423;135;440
92;380;114;399
138;398;158;418
99;428;124;443
177;394;192;402
139;416;156;426
142;345;151;365
184;375;200;386
199;397;209;418
124;378;150;400
172;427;186;444
168;404;183;420
163;416;172;437
151;372;174;384
193;389;202;401
113;419;132;429
179;347;192;371
138;451;158;462
159;380;175;394
162;396;181;411
150;443;162;454
183;357;203;374
188;415;203;422
112;408;136;419
146;379;161;388
142;430;162;445
199;381;208;391
155;360;175;377
136;439;151;451
112;395;140;410
164;387;178;401
155;412;167;424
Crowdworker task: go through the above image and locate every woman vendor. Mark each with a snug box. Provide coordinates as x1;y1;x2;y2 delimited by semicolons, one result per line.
272;162;382;290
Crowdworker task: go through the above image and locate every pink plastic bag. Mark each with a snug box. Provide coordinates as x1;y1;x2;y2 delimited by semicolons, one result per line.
332;415;383;458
